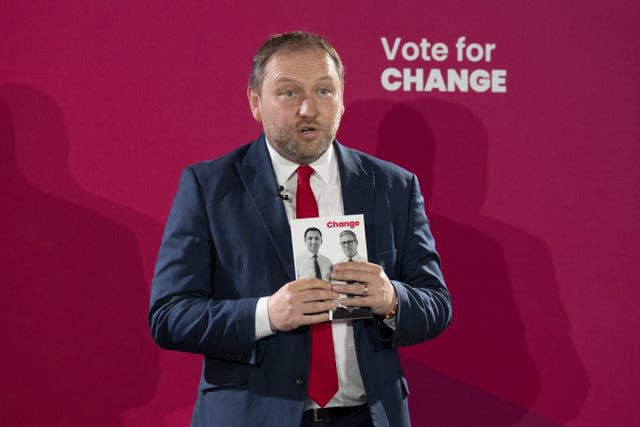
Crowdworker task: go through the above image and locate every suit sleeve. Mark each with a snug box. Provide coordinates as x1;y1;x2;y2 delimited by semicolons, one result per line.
148;167;260;364
376;174;452;347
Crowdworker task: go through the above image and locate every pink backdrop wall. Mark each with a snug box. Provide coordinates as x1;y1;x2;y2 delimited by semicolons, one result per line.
1;2;638;425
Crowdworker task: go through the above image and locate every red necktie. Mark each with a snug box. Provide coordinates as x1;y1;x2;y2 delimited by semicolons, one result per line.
296;165;338;407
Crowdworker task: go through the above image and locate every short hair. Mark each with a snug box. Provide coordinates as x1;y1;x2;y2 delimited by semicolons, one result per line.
249;31;345;93
339;230;357;242
304;227;323;239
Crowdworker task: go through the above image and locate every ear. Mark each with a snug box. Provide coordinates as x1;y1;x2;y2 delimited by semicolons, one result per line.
247;87;262;122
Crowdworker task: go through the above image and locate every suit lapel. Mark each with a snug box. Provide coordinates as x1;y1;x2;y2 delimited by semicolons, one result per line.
335;142;375;226
235;137;295;280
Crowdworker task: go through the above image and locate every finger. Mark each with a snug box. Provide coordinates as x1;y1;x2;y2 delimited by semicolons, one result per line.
338;296;371;307
332;283;368;296
301;300;337;315
290;277;333;291
298;312;332;325
298;289;340;303
332;261;377;273
330;269;375;284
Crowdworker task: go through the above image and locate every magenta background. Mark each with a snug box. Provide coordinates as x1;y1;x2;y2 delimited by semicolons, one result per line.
1;1;638;426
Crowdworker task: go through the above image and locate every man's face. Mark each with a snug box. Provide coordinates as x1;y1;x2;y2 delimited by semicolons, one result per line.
248;48;345;165
340;234;358;259
305;230;323;254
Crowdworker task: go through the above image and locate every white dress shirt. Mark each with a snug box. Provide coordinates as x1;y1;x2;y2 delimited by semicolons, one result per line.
336;252;367;264
255;139;367;409
296;252;333;281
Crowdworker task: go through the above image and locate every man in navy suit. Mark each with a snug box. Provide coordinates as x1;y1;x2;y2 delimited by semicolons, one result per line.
149;31;451;427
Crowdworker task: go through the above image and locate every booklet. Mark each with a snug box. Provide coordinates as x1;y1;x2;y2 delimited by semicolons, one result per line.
291;214;373;320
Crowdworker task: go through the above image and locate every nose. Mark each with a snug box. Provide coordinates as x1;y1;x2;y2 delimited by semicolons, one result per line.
299;97;317;117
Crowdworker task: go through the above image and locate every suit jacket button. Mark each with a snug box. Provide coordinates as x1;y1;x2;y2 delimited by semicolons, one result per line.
295;376;306;385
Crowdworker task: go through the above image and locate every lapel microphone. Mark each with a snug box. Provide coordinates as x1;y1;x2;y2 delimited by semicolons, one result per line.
276;185;290;201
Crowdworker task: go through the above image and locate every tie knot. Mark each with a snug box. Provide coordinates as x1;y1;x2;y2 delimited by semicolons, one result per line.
297;165;314;182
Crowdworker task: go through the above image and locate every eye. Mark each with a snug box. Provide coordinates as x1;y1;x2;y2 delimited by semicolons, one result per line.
281;89;295;98
318;88;330;95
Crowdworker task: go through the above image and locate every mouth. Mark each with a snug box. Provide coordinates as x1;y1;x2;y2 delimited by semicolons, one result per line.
298;126;321;141
300;126;317;134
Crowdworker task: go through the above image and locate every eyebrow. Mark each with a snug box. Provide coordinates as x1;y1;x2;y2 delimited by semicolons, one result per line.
274;76;335;85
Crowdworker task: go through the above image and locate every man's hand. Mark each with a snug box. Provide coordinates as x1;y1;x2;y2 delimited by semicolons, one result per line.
267;278;339;331
330;262;397;316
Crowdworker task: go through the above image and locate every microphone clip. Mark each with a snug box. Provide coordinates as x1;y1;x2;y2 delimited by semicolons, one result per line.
276;185;290;201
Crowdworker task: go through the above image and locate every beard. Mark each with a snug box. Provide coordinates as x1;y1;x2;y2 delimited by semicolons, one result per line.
264;118;340;165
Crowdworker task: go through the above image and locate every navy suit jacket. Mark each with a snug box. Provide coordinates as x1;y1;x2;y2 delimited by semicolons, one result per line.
149;135;451;427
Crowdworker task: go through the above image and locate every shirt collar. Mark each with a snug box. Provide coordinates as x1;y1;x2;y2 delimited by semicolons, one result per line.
265;137;336;185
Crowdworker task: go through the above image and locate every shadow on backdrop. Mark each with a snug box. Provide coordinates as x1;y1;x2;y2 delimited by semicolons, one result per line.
0;84;197;425
339;98;589;425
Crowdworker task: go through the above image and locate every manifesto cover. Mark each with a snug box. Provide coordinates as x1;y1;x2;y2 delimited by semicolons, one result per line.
291;214;373;320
